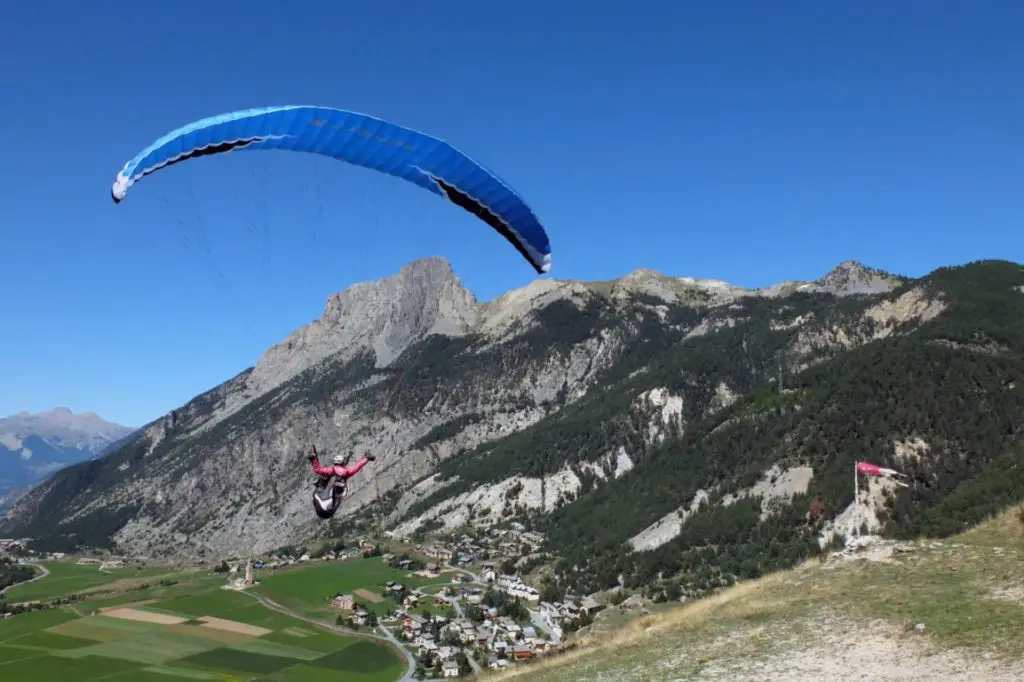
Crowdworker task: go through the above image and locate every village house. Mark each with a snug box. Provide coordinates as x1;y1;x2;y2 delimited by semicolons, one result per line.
509;583;540;602
423;544;455;563
331;594;355;611
415;631;437;652
513;644;535;661
539;602;561;623
496;574;540;602
445;619;477;645
442;660;460;677
399;613;426;639
419;641;439;660
498;618;522;639
577;596;601;614
496;574;520;589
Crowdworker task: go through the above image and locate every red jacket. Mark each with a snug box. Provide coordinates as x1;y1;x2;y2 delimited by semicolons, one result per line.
311;454;369;480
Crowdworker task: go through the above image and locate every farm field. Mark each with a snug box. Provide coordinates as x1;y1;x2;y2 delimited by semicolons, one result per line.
3;562;194;603
0;560;408;681
255;557;437;618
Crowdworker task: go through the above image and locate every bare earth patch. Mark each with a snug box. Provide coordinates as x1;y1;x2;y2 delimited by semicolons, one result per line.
688;619;1024;682
355;588;385;604
988;585;1024;604
165;623;254;644
100;607;187;625
197;616;272;637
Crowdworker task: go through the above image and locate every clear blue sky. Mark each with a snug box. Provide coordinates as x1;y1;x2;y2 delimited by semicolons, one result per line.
2;1;1022;428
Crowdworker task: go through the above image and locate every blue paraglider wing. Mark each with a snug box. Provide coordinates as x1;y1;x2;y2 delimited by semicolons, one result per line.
112;105;551;273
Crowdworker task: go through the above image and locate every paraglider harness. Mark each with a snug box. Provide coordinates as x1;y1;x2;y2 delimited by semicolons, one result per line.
310;446;347;520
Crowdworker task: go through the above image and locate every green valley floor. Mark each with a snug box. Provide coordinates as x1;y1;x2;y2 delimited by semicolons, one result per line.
0;560;407;682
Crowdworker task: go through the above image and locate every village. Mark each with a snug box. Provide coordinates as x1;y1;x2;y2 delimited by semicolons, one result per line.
305;523;602;678
327;543;602;677
409;521;548;573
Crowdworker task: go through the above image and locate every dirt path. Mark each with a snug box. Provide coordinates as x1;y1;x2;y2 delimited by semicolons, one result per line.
0;561;50;597
660;618;1024;682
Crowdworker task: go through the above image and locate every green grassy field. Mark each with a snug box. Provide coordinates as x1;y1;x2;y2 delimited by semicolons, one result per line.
0;559;408;681
0;602;405;681
255;557;433;617
4;561;196;603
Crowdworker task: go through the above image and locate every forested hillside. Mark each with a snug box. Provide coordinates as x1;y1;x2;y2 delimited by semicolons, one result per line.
398;261;1024;598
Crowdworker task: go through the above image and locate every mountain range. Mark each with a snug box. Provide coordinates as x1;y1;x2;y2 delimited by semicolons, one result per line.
0;408;134;510
2;256;1021;602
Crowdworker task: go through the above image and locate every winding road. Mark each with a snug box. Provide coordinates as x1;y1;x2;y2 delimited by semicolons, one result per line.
240;590;419;682
0;561;50;597
444;595;482;674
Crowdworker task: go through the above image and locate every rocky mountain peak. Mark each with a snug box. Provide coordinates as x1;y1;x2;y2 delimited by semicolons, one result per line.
1;408;131;439
245;256;480;397
0;407;134;509
814;260;903;296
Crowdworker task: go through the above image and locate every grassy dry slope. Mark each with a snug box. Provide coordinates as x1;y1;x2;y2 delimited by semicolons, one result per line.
492;507;1024;682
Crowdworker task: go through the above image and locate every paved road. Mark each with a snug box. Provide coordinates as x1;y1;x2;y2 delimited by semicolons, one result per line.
444;595;482;675
241;591;419;682
447;565;484;584
527;607;560;644
0;561;50;597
